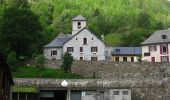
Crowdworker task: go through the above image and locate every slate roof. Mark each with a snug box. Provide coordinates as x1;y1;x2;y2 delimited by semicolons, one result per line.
43;33;72;48
141;29;170;45
72;15;86;21
112;47;142;56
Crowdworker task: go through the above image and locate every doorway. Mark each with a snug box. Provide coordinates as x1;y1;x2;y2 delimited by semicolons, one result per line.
54;90;67;100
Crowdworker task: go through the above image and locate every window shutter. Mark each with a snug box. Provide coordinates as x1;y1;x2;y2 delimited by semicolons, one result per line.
167;44;169;54
161;56;162;62
167;56;169;62
160;45;162;54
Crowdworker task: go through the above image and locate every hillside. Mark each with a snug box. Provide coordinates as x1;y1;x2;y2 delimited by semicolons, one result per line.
0;0;170;51
28;0;170;46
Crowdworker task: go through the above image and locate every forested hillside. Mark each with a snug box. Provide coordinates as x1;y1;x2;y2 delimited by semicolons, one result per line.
0;0;170;59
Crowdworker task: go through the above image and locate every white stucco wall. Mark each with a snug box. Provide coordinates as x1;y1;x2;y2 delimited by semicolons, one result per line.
142;44;170;62
72;21;86;35
44;47;63;60
105;46;113;60
64;29;105;61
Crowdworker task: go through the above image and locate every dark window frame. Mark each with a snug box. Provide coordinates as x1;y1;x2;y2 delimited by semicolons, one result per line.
113;91;119;95
91;47;98;52
83;38;87;45
67;47;74;52
122;91;128;95
78;22;81;29
162;35;167;39
91;57;97;61
123;57;127;62
115;57;119;61
51;50;57;56
80;47;83;52
144;53;150;56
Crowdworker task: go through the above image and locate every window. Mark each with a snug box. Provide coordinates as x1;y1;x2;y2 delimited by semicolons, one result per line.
115;57;119;61
76;38;78;40
149;45;157;51
122;91;128;95
67;47;74;52
80;47;83;52
161;56;169;62
78;22;81;29
162;35;167;39
80;57;83;60
51;50;57;56
92;38;93;40
163;46;167;54
113;91;119;95
116;49;120;53
131;57;134;62
160;44;168;54
91;47;98;52
123;57;127;61
91;57;97;61
83;38;87;45
144;53;150;56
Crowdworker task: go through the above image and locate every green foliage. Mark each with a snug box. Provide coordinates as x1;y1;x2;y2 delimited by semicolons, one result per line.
0;5;42;59
120;28;153;46
0;0;170;50
7;51;19;71
62;52;74;73
13;66;83;79
137;12;151;29
34;54;45;69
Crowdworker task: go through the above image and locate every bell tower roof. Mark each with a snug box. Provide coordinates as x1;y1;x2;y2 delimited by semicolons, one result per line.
72;15;86;21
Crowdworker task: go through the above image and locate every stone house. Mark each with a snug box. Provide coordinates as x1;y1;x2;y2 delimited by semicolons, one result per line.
111;47;141;62
44;15;106;61
141;29;170;62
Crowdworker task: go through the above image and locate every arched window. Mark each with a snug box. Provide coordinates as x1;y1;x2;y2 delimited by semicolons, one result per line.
78;22;81;29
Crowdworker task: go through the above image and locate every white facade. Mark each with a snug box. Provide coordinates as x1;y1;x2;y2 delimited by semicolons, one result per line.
44;15;106;61
72;20;86;35
142;44;170;62
44;47;63;60
64;29;105;60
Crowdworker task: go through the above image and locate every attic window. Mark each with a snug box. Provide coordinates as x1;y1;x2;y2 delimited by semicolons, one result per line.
162;35;167;39
78;22;81;29
116;49;120;53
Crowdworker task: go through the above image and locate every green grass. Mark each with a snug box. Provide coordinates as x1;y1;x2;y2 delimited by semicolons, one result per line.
12;66;84;79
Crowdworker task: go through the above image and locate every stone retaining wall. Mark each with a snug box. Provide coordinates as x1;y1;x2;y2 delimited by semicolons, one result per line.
45;60;170;79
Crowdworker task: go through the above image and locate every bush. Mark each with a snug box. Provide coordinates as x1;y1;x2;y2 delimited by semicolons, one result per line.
61;52;73;73
7;52;19;71
34;54;45;70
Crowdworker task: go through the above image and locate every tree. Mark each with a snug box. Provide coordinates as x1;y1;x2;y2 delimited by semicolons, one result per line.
0;5;42;59
7;51;19;71
137;12;151;29
34;54;45;70
61;52;73;73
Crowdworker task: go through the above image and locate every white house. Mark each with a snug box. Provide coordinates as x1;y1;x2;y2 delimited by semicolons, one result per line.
141;29;170;62
44;15;106;61
111;47;141;62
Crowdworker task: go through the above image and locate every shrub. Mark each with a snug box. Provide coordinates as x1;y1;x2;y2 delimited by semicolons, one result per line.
61;52;73;73
34;54;45;70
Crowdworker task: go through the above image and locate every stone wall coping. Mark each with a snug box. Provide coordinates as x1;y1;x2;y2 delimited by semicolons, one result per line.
14;78;168;89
